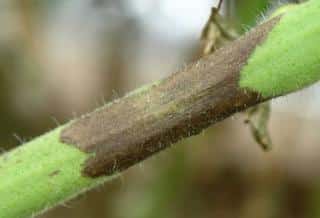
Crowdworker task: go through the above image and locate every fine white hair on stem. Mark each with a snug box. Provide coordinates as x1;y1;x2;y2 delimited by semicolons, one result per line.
13;133;25;144
50;116;61;127
259;0;299;24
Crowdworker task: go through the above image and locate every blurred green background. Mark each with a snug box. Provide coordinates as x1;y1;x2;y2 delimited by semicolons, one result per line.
1;0;320;218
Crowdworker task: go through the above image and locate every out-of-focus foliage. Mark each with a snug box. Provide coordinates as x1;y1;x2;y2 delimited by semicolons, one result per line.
234;0;270;28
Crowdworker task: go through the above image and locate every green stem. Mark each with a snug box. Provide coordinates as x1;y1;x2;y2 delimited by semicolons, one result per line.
0;127;110;218
239;0;320;97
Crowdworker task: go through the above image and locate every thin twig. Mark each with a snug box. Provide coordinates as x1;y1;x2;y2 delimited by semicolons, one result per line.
217;0;224;12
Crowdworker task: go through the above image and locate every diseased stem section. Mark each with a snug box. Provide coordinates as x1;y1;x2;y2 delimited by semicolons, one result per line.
1;1;320;216
0;16;279;218
61;17;281;177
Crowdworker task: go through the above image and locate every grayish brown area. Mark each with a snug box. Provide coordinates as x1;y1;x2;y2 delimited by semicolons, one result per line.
49;170;60;177
61;17;281;177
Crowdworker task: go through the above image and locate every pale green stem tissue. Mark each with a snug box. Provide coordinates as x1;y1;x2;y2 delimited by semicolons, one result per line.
239;0;320;97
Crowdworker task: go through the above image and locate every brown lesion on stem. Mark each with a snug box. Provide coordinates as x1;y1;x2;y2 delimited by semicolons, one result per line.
60;16;281;178
200;1;273;151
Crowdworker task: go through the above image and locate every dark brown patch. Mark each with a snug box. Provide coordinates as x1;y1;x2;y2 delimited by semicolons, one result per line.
61;17;281;177
49;170;60;177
